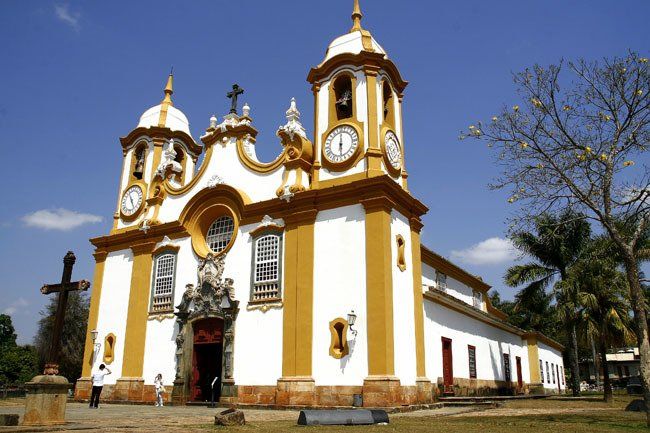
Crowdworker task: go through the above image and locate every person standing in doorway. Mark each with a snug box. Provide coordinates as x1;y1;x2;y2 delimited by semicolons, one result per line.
90;364;111;408
154;374;165;407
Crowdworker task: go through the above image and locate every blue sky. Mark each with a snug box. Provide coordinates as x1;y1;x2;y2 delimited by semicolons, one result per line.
1;1;648;343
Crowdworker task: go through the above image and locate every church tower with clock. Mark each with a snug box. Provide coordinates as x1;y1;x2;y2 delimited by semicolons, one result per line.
76;0;566;408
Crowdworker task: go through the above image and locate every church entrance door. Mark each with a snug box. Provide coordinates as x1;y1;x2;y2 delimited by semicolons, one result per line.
191;318;223;402
441;337;454;394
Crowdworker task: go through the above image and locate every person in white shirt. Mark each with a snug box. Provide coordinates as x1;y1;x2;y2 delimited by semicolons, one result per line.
154;374;165;407
90;364;111;408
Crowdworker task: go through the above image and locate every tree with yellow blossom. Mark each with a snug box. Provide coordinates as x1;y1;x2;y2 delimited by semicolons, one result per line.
463;51;650;423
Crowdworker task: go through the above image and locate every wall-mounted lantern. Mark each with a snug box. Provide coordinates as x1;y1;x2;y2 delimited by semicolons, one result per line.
347;310;358;336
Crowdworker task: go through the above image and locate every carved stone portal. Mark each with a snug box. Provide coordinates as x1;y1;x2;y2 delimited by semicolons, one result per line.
172;253;239;404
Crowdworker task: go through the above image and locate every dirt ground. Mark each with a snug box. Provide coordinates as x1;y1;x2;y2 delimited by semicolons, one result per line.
0;395;643;432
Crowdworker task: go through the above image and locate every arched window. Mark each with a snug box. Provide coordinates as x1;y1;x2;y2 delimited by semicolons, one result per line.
151;253;176;312
103;334;116;364
382;80;394;126
329;318;349;359
333;74;353;120
206;216;235;253
132;143;147;180
250;233;283;302
173;143;185;183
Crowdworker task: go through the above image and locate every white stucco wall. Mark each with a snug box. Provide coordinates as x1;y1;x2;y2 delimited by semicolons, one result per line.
423;300;529;385
538;342;566;391
312;205;368;385
231;221;284;386
92;249;134;383
390;211;417;385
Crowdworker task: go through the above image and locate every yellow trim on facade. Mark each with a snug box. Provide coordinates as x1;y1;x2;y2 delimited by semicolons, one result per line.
364;67;383;176
527;335;541;383
362;198;395;376
81;251;108;377
281;210;317;377
409;221;427;379
120;242;156;378
328;318;350;359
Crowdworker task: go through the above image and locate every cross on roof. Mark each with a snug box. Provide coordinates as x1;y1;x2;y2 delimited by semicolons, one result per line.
226;84;244;114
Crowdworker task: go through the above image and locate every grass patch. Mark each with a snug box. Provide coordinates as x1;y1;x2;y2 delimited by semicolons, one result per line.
203;412;644;432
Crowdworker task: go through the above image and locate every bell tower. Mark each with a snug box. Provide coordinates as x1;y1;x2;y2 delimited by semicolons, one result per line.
308;0;409;189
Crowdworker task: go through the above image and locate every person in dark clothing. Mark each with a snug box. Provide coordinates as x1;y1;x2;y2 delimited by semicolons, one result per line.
90;364;111;408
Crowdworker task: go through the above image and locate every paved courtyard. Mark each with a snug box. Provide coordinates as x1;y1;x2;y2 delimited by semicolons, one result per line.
0;401;474;432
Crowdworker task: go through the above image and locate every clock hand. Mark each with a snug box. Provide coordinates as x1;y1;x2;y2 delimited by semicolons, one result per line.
339;135;343;156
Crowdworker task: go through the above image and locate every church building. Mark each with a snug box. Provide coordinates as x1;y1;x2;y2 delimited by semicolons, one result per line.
76;1;565;407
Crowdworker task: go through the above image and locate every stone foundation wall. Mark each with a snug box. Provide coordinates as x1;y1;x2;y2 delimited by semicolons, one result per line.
434;376;530;397
75;378;171;404
75;377;434;407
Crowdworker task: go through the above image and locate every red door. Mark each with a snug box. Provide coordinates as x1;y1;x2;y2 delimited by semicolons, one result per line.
191;318;223;402
441;337;454;394
515;356;523;390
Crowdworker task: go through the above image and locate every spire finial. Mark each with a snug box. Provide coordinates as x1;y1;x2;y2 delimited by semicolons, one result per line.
162;70;174;106
351;0;363;32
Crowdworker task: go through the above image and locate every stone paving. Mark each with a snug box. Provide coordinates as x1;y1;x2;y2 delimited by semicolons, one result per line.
0;402;474;432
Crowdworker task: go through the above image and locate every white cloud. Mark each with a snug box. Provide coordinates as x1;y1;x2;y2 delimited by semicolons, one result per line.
22;208;102;231
450;237;517;266
3;297;29;316
54;4;81;31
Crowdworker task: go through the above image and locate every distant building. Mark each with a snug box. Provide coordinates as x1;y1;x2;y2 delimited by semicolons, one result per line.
580;347;640;383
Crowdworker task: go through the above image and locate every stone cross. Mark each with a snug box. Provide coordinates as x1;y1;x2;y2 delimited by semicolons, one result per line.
40;251;90;375
226;84;244;114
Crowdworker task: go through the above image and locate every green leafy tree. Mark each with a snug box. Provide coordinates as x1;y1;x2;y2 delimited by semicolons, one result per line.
570;251;634;402
34;292;90;382
0;314;39;385
504;211;591;396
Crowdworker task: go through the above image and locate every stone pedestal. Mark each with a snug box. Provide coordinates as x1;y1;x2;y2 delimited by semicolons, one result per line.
527;382;545;395
362;376;402;407
22;375;72;426
275;377;316;406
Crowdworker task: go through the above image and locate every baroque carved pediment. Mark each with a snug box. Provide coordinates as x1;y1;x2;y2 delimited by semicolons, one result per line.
175;253;238;322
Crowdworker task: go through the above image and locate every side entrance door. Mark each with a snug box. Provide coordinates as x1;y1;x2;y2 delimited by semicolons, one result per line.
515;356;523;391
441;337;454;394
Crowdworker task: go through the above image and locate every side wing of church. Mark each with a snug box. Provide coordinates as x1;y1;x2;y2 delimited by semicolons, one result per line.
75;1;565;406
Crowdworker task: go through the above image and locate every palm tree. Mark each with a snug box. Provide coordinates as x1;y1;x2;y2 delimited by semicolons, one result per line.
505;210;591;396
570;254;634;402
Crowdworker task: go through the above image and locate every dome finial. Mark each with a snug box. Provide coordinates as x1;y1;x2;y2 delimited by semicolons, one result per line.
162;68;174;106
351;0;363;32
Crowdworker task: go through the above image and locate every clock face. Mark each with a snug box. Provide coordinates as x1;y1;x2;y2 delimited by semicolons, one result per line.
384;131;402;170
121;185;143;216
324;125;359;164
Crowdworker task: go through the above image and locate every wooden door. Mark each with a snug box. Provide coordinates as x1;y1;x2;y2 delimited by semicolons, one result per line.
515;356;523;389
441;337;454;394
191;318;223;401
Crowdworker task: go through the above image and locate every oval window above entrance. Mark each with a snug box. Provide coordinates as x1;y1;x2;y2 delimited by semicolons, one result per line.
206;216;235;253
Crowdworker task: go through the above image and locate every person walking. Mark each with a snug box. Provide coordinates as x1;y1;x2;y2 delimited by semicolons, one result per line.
90;364;111;408
154;374;165;407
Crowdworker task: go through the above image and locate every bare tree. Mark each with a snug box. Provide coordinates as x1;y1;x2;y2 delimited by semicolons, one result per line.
463;53;649;422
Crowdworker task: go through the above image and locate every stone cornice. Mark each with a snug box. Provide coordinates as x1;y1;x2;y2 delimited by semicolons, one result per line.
120;126;202;158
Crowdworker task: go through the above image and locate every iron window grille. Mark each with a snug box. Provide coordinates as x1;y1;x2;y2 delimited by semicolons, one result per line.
250;233;283;303
206;216;235;253
151;253;176;312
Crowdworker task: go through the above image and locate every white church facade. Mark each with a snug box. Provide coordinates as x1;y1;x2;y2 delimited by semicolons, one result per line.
76;1;565;406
